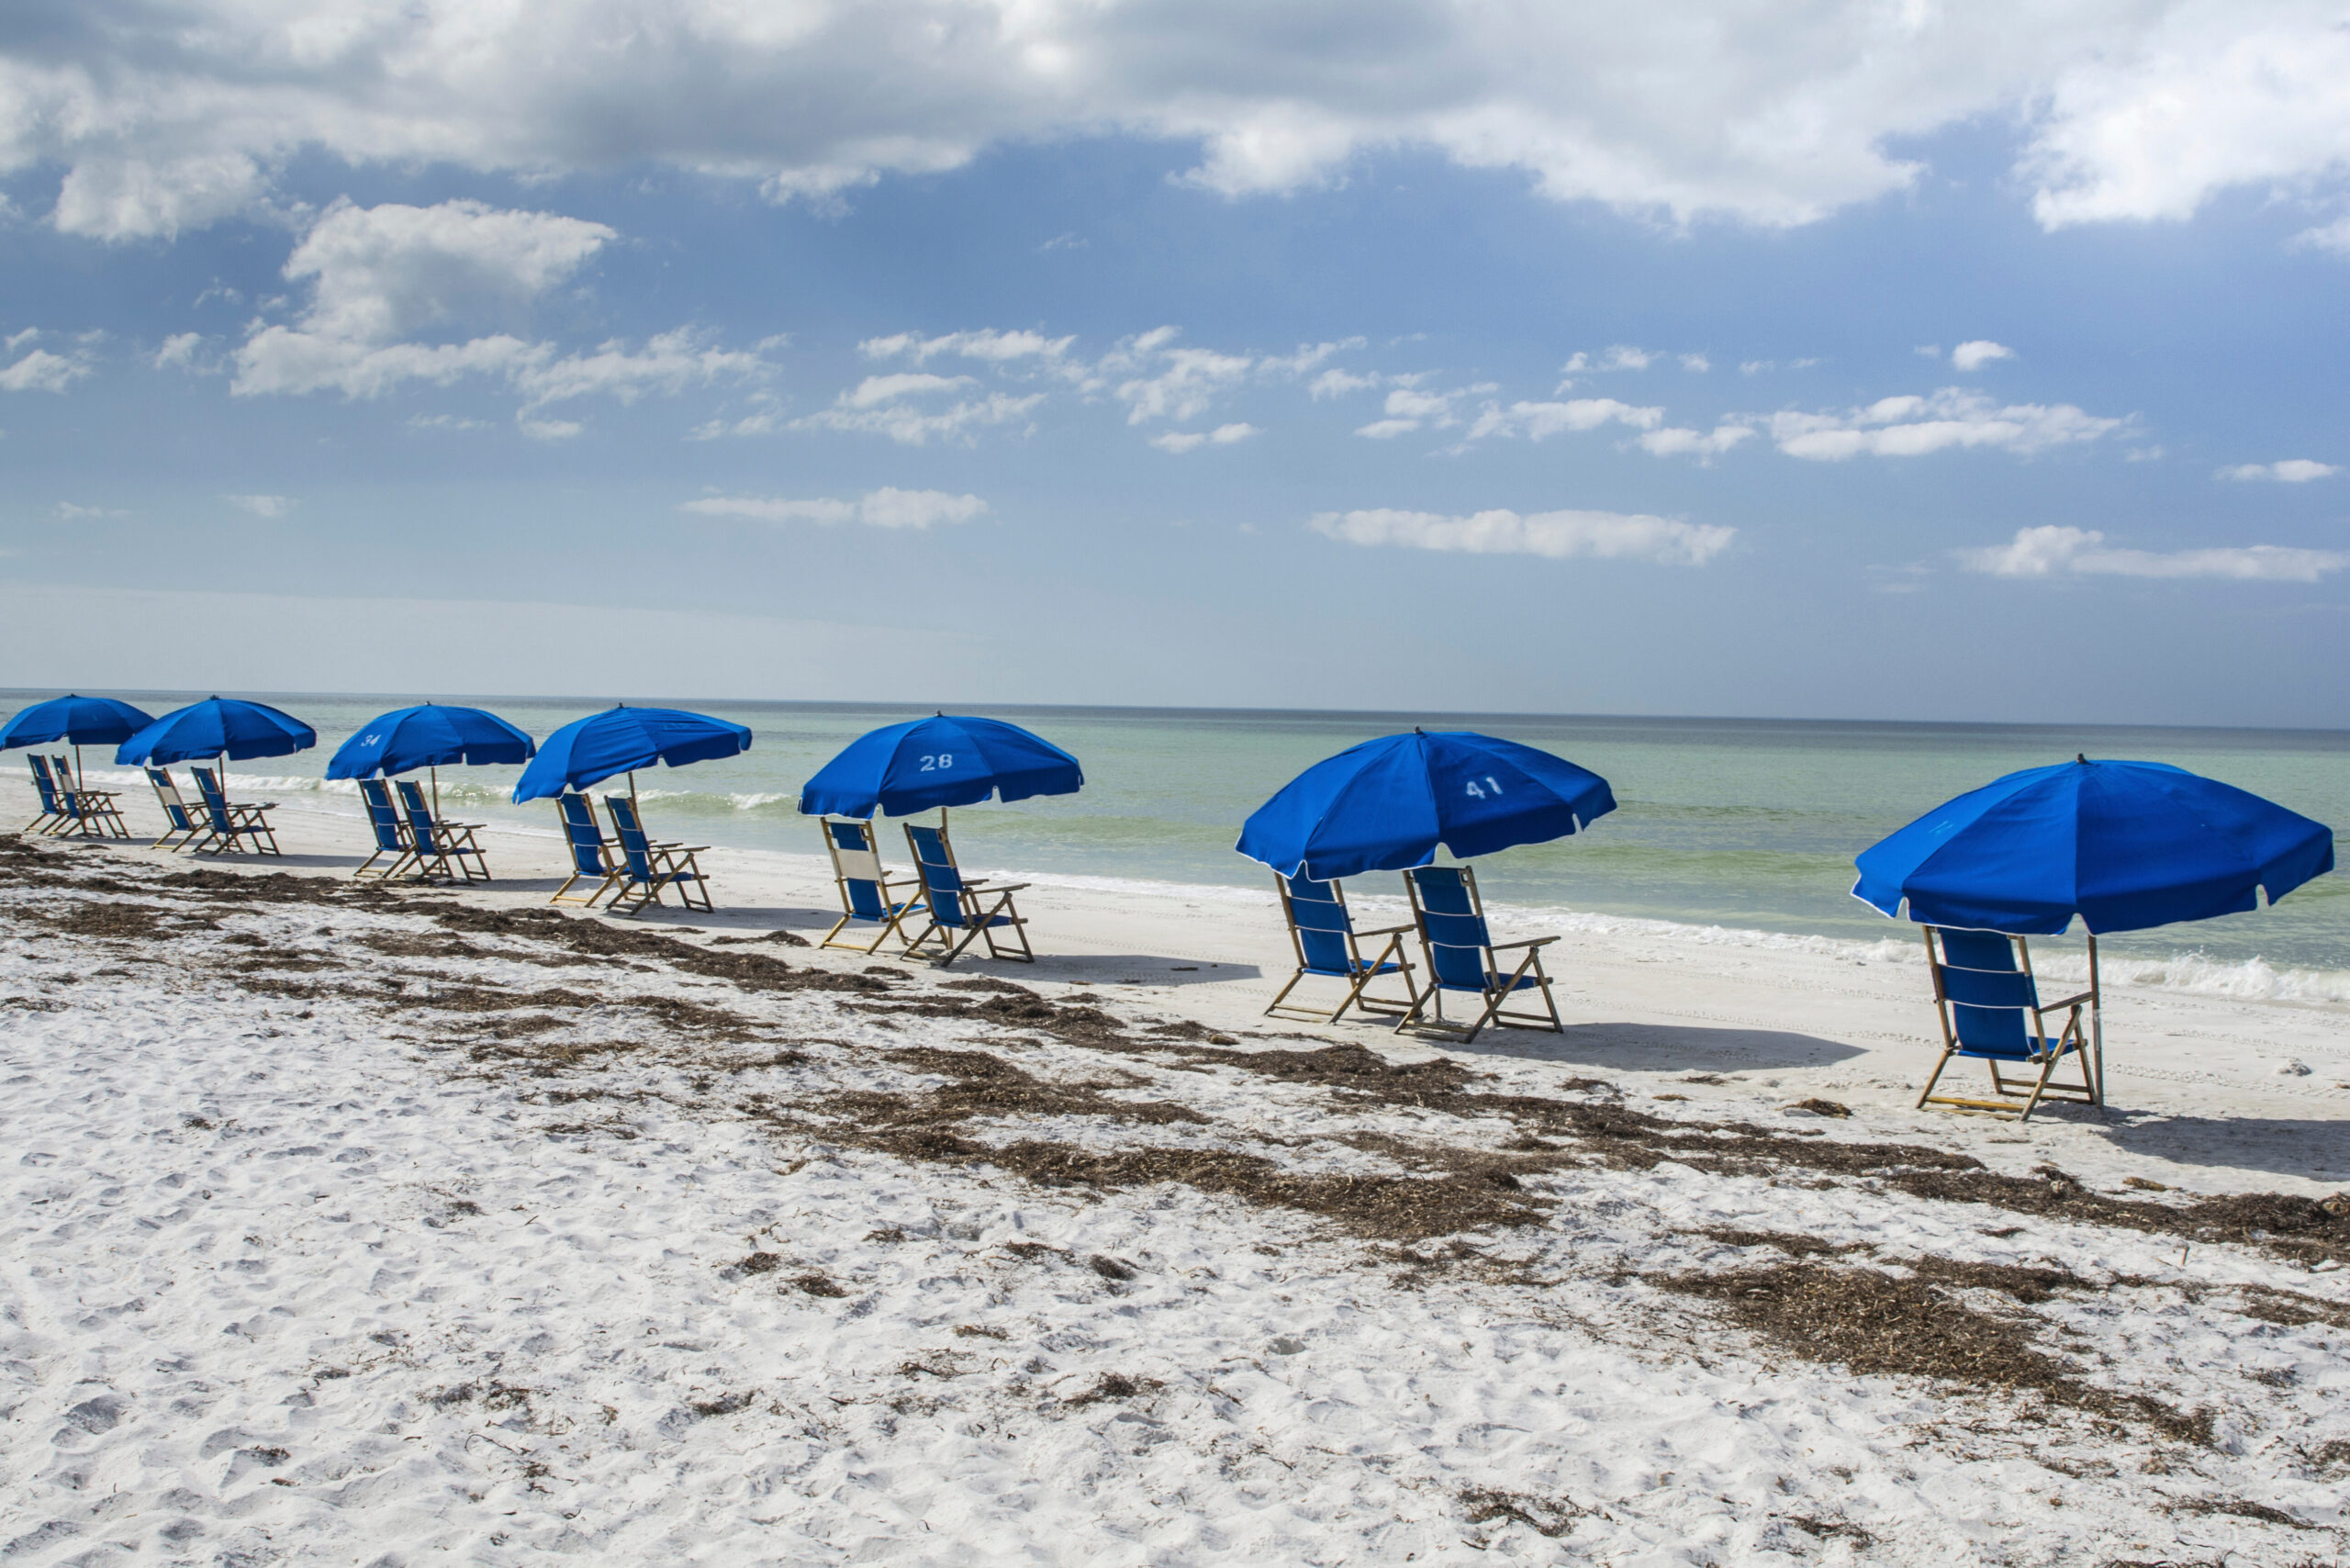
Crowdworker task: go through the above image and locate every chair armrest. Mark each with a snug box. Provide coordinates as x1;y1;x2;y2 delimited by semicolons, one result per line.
1356;922;1417;936
1486;935;1560;952
982;881;1029;893
2042;991;2095;1012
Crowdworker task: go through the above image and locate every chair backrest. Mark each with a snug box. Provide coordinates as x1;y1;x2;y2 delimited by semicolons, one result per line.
604;796;659;880
393;778;443;855
146;767;195;831
825;818;892;920
1407;866;1495;991
1929;927;2043;1058
556;792;608;875
50;756;76;792
190;767;237;832
27;755;60;812
357;778;406;852
1280;873;1358;975
904;823;968;926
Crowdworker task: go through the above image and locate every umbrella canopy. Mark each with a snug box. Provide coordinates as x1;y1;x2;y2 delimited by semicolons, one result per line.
115;697;317;767
0;694;156;750
326;703;537;779
1237;730;1617;882
1852;757;2335;935
512;706;752;802
799;714;1083;819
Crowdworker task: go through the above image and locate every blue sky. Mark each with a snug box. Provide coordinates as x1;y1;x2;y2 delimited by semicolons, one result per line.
3;2;2347;725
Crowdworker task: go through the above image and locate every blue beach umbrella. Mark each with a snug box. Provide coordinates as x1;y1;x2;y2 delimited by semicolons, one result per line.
799;714;1083;819
1853;756;2334;1092
1237;729;1617;882
0;693;158;792
1;694;157;750
1853;757;2333;936
327;702;537;815
115;695;316;790
512;705;752;803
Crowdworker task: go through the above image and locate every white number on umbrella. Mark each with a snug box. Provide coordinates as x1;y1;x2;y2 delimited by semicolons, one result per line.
1463;775;1505;800
918;753;956;771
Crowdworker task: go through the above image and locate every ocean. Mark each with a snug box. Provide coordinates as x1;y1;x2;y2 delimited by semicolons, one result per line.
35;691;2350;991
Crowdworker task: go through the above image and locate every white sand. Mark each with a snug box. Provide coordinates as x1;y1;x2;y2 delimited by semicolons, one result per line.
4;781;2346;1564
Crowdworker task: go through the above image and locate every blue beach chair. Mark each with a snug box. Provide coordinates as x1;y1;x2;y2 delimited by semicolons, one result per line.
901;822;1031;965
49;755;128;839
189;767;281;856
25;756;71;834
603;795;711;914
1265;873;1416;1024
145;767;208;852
819;817;925;952
1916;927;2099;1121
395;779;490;882
1393;865;1562;1042
352;778;417;879
551;791;619;906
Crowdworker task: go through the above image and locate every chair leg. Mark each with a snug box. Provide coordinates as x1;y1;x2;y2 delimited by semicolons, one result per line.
1914;1047;1982;1112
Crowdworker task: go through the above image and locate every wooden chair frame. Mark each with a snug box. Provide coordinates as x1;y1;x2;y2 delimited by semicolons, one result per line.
189;766;281;856
25;756;72;834
50;755;129;839
550;792;620;906
395;779;490;882
603;796;712;915
1393;865;1564;1043
819;817;926;953
1264;873;1416;1024
352;778;419;879
1916;926;2102;1123
145;767;210;852
900;821;1032;966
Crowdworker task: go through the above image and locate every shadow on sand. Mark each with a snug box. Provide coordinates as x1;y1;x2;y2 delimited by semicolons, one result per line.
2061;1106;2350;1182
1444;1018;1868;1074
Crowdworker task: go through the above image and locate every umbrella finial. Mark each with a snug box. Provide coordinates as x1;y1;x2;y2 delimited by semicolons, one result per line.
2077;753;2089;765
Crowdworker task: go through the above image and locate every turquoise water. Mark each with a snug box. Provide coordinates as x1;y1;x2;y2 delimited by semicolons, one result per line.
28;690;2350;975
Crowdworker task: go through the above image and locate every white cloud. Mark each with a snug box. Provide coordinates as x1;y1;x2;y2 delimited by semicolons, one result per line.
222;493;293;518
0;350;88;393
1349;382;1499;439
1679;353;1711;373
281;199;613;346
842;373;975;407
1309;507;1733;566
54;501;129;521
1638;424;1756;458
2294;214;2350;255
408;413;492;432
1961;525;2349;581
1149;422;1258;454
6;329;39;353
229;201;765;413
1950;340;2015;371
1766;388;2125;460
2218;459;2338;483
2026;12;2350;230
791;387;1045;445
859;330;1075;364
1354;418;1421;441
681;488;986;530
153;332;206;370
51;151;269;241
1257;340;1365;378
1310;368;1382;399
1104;330;1255;425
517;415;582;441
16;4;2350;246
1561;346;1658;374
1459;398;1663;444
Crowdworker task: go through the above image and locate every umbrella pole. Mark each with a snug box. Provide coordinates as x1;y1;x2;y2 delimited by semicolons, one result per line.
431;765;441;819
2087;933;2105;1106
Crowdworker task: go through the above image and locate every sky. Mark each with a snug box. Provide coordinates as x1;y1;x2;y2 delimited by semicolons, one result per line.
2;0;2347;726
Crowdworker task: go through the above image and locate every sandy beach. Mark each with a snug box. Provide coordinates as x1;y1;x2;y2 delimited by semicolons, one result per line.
5;782;2347;1564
